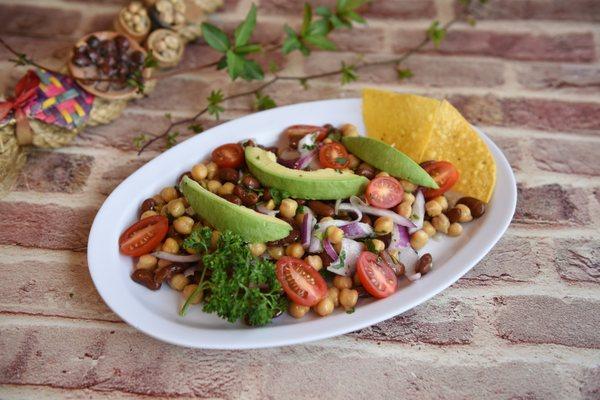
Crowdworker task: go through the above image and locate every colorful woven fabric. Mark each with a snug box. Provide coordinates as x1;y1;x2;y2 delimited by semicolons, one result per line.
24;69;95;130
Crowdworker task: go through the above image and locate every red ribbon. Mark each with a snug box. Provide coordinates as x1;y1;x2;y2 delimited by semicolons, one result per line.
0;70;40;145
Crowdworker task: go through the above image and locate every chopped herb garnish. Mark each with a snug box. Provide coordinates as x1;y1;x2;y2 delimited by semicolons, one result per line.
297;204;305;213
269;187;291;206
302;143;316;150
365;239;377;253
335;157;348;164
346;307;355;314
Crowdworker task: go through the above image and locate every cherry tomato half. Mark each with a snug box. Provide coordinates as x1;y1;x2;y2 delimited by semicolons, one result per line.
284;125;329;143
276;256;328;307
422;161;460;199
365;176;404;209
119;215;169;257
211;143;245;169
356;251;398;299
319;142;350;169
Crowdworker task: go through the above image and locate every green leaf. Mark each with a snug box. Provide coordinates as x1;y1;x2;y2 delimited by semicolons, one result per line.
132;133;148;150
216;55;227;70
397;68;414;80
254;92;277;111
330;14;349;29
166;131;179;148
188;123;204;134
143;50;159;68
336;0;349;11
234;3;257;47
307;18;331;36
226;49;245;80
240;59;264;81
315;6;332;17
427;20;446;48
305;34;336;51
346;10;366;23
340;61;358;84
282;25;302;54
301;3;312;36
202;22;231;52
235;43;262;55
207;90;225;120
345;0;370;11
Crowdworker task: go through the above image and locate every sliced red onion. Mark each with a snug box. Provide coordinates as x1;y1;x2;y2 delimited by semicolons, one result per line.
151;252;201;263
389;224;410;250
293;151;316;170
398;247;419;277
277;157;298;168
322;239;338;261
408;190;425;235
349;196;416;228
340;222;374;239
334;199;342;215
309;219;355;253
301;212;317;248
337;203;362;222
327;238;364;276
298;132;318;155
256;204;279;217
381;250;401;276
277;148;301;168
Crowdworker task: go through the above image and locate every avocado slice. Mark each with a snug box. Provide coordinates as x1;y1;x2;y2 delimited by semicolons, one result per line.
245;146;369;200
180;176;292;243
342;136;438;188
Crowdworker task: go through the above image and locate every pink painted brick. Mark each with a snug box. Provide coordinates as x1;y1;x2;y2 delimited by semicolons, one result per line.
449;95;600;134
393;29;596;62
0;259;118;322
486;134;523;171
98;158;150;196
513;184;589;227
327;26;386;53
553;239;600;284
531;138;600;176
130;78;215;112
15;151;93;194
0;202;96;251
468;0;600;22
260;0;336;15
494;295;600;348
350;298;475;344
459;235;541;283
0;324;254;397
515;63;600;94
0;4;81;37
0;35;72;67
361;0;436;19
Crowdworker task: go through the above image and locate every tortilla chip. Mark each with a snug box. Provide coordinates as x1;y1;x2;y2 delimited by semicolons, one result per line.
362;88;441;161
362;88;496;203
422;100;496;203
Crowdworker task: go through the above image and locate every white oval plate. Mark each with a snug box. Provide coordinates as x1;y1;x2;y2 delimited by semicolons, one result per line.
88;98;516;349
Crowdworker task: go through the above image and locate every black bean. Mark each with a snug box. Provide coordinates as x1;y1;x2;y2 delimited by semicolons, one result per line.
219;168;239;183
356;162;376;179
456;197;486;218
222;194;242;205
241;174;261;190
131;269;160;290
308;200;334;217
415;253;432;275
140;198;156;214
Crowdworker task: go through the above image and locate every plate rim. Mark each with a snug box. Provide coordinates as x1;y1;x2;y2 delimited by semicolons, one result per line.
87;98;517;349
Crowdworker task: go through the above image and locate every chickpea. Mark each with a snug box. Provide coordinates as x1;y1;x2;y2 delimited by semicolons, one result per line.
152;194;166;206
264;199;275;210
173;216;194;235
314;297;334;316
295;212;306;226
369;239;385;253
395;202;412;218
288;302;310;319
374;216;394;235
340;123;359;137
169;273;188;291
425;200;442;217
326;226;344;245
286;243;305;258
268;246;285;260
160;186;178;203
140;210;158;219
333;275;353;290
323;138;333;144
136;254;157;270
399;179;417;193
431;213;450;234
339;288;358;310
456;204;473;223
422;220;436;237
279;198;298;219
327;287;340;307
410;230;429;250
320;216;333;223
207;180;222;193
206;162;218;179
162;237;180;254
157;258;172;268
249;242;267;257
167;198;185;217
305;255;323;271
182;284;203;304
191;163;208;181
403;192;416;206
448;222;463;237
347;154;360;169
210;230;221;249
375;171;390;178
217;182;235;196
432;195;448;211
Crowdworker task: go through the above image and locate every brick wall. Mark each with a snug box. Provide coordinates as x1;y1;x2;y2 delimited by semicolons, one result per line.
0;0;599;398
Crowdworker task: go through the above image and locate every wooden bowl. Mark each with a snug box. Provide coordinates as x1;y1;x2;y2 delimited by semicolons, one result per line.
68;31;152;100
146;29;184;69
114;3;151;43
